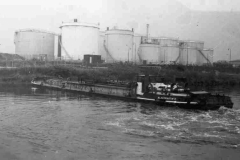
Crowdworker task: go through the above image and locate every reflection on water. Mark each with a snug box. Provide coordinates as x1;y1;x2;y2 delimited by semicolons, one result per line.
0;83;240;160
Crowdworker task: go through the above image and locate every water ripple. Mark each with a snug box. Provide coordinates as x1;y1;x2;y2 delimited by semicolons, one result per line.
1;84;240;159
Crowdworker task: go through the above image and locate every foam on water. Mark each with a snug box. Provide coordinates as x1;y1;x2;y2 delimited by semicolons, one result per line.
104;102;240;149
105;121;122;127
158;124;176;130
141;121;156;127
235;127;240;134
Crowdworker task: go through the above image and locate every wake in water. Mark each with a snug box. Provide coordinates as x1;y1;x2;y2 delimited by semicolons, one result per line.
105;106;240;149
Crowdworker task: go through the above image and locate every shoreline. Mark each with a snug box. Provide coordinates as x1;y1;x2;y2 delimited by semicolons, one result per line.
0;64;240;87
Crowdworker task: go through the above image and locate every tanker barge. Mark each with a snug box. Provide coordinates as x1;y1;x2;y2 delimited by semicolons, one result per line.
31;75;233;110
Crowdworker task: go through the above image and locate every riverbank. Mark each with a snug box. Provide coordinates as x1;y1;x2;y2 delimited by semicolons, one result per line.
0;64;240;86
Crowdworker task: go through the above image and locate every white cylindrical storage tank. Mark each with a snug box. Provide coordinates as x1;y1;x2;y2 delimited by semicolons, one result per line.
178;40;204;65
60;21;99;60
105;28;134;62
14;29;58;60
196;49;214;65
139;44;160;64
160;45;180;64
179;48;199;65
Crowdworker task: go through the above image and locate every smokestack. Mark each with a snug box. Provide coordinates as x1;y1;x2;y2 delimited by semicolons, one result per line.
132;28;134;32
107;27;109;31
146;24;149;39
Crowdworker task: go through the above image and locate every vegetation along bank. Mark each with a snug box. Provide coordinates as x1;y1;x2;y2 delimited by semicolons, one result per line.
1;61;240;86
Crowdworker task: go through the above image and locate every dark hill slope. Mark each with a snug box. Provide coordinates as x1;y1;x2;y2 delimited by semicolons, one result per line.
0;53;24;61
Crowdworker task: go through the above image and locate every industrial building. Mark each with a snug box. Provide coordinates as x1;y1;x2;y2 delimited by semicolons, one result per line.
60;19;99;60
14;29;60;61
83;55;102;65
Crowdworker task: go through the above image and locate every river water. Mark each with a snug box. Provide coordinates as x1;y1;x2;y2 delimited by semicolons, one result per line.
0;84;240;160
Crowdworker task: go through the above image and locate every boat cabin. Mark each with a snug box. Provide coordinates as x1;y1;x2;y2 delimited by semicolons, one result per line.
136;75;189;95
136;75;169;95
136;75;165;93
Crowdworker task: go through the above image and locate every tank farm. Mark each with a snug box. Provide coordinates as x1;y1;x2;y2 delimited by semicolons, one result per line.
14;20;213;65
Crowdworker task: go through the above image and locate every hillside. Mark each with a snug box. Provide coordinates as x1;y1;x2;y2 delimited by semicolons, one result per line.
0;53;24;61
94;0;240;62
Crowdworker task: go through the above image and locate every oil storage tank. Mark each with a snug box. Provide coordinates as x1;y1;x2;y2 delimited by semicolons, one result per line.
14;29;59;60
139;44;161;64
196;48;213;65
139;37;179;64
160;45;180;64
60;20;99;60
105;27;134;62
158;37;179;64
178;40;204;65
139;45;179;64
179;48;199;65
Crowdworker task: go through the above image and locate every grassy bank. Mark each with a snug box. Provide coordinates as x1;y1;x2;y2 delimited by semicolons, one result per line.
0;63;240;86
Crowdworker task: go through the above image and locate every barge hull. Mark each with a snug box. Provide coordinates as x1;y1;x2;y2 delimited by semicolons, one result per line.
31;78;232;111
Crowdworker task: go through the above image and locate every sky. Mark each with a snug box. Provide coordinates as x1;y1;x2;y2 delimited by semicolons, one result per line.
0;0;240;61
179;0;240;11
1;0;239;11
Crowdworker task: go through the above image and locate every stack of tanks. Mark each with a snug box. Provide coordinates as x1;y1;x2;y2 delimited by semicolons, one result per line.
14;20;213;65
178;40;213;65
137;37;213;65
15;19;100;61
98;28;213;66
138;36;179;64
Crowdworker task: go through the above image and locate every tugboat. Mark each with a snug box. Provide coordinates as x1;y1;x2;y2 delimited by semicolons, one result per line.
135;75;233;110
31;75;233;110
